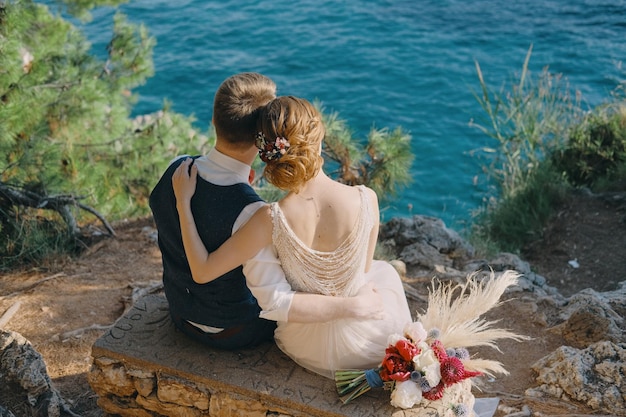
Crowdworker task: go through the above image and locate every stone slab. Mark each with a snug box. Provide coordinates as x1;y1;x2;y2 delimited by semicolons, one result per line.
92;294;397;417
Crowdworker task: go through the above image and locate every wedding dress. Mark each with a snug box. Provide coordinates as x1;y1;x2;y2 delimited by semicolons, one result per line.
268;186;519;417
270;185;412;379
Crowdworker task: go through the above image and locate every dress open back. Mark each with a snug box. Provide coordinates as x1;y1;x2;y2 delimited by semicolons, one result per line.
270;186;412;378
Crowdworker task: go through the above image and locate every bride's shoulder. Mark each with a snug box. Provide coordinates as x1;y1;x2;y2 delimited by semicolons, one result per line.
355;184;377;199
358;185;379;212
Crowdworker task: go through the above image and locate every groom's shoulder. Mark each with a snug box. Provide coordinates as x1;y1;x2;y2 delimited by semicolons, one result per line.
149;155;200;209
165;154;198;173
153;155;199;188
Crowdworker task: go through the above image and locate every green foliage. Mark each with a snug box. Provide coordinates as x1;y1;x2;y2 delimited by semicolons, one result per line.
470;164;568;254
5;2;128;204
470;45;582;197
551;103;626;188
319;103;414;202
0;206;78;270
468;46;579;253
48;0;130;22
0;0;211;265
593;161;626;192
469;45;626;255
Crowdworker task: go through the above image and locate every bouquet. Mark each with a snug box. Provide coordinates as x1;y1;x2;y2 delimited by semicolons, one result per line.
335;271;528;411
336;322;480;410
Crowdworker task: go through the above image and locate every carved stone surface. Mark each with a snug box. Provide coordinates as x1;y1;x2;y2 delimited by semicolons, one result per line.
90;294;479;416
90;294;402;417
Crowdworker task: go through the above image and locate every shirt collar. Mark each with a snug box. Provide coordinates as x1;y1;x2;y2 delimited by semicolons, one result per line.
206;148;251;183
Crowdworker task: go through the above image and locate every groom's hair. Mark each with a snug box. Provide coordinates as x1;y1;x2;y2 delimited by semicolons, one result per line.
213;73;276;149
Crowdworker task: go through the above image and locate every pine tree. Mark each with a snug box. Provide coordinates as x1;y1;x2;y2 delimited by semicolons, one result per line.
321;106;414;199
0;0;209;267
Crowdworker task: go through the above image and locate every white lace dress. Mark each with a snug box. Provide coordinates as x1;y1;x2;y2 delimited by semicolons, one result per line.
271;186;412;378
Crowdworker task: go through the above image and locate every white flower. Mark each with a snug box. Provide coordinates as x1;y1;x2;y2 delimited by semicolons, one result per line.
413;342;441;387
387;333;405;346
390;380;423;409
404;321;427;343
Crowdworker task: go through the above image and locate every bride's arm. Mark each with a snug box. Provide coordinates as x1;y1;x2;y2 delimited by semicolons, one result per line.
290;284;384;322
173;158;272;284
244;247;384;323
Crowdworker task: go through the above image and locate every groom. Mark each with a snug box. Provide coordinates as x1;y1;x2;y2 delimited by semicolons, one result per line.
150;72;382;350
150;73;277;349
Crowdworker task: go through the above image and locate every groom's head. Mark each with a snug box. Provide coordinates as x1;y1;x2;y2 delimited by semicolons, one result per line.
213;73;276;150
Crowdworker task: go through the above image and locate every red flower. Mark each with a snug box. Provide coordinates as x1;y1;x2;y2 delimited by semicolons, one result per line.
380;343;415;382
430;339;448;362
395;339;420;362
422;381;445;401
440;356;482;386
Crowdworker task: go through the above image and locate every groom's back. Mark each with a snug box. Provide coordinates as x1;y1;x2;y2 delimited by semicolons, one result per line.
149;156;263;328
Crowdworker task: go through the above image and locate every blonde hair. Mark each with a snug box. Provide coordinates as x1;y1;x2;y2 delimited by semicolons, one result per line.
257;96;325;193
213;73;276;148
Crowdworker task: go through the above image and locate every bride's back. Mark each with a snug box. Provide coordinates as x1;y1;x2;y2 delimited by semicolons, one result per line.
278;177;364;253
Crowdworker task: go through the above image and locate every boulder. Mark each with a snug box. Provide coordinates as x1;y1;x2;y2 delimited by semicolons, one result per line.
527;341;626;416
0;330;79;417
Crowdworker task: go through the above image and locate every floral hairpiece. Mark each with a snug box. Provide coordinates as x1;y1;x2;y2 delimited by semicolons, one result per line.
255;132;290;163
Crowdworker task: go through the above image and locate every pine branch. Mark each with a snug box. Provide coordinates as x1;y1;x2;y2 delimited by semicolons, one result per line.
1;273;66;298
34;81;80;90
0;182;115;236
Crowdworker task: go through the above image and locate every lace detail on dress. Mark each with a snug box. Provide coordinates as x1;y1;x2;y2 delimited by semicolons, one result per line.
271;185;373;297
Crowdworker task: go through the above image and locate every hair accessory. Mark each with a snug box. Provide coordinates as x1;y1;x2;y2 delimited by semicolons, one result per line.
255;132;290;162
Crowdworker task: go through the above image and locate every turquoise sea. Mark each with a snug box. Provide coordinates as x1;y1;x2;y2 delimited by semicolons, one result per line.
46;0;626;228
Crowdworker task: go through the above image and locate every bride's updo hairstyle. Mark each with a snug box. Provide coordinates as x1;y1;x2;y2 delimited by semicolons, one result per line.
256;96;325;193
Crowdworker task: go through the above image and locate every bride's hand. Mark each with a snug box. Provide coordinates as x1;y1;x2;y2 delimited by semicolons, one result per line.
352;282;385;320
172;158;197;204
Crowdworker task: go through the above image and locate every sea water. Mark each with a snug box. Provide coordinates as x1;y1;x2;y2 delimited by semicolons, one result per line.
43;0;626;228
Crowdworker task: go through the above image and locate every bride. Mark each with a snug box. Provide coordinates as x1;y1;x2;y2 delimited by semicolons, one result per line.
172;95;412;378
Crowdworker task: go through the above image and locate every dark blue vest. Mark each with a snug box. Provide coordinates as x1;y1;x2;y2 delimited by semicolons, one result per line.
149;156;263;327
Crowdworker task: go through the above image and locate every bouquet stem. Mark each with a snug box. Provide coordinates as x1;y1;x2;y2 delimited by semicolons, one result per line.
335;367;383;404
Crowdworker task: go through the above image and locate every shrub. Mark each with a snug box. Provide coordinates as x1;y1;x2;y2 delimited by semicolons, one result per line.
0;1;208;267
469;46;626;254
470;164;568;254
469;46;579;254
552;103;626;188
